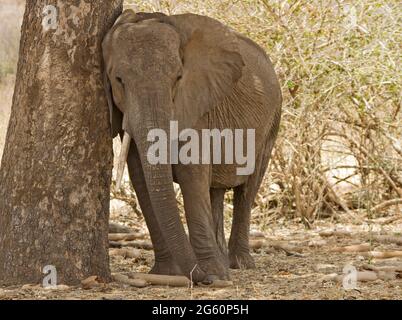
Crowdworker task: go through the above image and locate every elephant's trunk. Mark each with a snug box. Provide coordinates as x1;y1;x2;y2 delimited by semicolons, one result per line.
123;89;206;282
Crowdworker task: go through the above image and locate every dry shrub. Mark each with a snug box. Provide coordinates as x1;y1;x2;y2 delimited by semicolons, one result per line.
121;0;401;227
249;0;401;225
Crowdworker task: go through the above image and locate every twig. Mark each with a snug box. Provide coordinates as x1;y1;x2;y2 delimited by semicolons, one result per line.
361;251;402;259
370;199;402;214
250;239;304;256
330;243;371;253
322;271;396;283
362;264;402;273
370;235;402;246
108;233;147;241
379;215;402;225
320;175;355;217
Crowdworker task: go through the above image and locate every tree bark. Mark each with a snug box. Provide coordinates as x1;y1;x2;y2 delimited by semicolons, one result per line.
0;0;123;286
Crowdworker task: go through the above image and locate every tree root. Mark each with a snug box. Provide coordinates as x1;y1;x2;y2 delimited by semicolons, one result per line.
112;273;148;288
81;276;106;290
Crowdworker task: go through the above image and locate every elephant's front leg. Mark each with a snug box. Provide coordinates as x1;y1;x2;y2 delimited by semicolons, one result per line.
174;164;229;280
126;141;181;276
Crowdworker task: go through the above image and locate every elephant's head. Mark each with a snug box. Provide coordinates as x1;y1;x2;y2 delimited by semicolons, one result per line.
102;10;244;282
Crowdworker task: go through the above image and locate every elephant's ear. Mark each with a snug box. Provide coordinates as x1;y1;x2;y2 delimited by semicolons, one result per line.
104;71;123;138
164;14;245;129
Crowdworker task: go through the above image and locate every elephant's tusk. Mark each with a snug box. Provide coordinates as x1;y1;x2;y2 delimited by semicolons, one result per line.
115;131;131;190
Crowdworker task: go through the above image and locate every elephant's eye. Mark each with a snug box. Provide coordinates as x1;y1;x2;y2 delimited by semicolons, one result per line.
116;77;124;85
175;68;183;82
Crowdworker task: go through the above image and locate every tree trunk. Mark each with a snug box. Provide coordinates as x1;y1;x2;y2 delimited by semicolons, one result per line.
0;0;123;286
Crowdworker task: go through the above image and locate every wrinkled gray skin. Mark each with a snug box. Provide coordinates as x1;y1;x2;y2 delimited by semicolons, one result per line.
103;10;282;283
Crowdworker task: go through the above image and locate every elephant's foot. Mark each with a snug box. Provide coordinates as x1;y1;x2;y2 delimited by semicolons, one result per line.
229;251;256;269
198;256;230;280
149;259;183;276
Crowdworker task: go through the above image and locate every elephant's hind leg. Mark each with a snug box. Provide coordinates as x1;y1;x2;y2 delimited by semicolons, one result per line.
210;188;229;267
228;184;257;269
228;141;272;269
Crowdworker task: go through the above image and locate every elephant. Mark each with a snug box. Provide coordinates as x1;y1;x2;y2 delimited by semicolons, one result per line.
102;9;282;283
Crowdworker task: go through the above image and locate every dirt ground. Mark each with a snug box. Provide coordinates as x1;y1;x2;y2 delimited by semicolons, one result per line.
1;205;401;300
